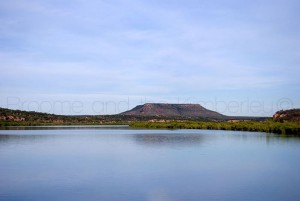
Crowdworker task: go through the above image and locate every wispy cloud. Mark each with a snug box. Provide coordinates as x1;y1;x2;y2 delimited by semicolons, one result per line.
0;0;299;115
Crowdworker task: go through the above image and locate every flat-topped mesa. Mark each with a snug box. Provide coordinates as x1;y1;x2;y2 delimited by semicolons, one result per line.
120;103;225;119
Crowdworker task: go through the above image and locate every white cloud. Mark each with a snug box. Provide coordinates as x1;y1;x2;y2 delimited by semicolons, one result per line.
0;0;299;115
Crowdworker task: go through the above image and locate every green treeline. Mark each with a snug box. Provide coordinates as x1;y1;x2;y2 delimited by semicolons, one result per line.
1;119;299;135
129;121;300;135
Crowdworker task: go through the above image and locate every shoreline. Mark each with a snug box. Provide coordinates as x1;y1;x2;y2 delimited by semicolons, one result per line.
1;120;299;135
129;121;300;135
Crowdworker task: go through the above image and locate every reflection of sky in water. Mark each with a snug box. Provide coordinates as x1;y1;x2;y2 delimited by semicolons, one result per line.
134;134;204;146
0;128;300;201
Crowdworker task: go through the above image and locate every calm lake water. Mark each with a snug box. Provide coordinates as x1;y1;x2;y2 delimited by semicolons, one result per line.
1;126;300;201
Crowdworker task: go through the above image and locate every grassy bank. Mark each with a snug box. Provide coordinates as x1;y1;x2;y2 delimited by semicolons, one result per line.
2;120;299;135
129;121;300;135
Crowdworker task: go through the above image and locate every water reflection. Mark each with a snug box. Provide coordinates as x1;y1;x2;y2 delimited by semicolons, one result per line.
1;128;300;201
0;134;55;145
1;128;300;147
134;134;204;147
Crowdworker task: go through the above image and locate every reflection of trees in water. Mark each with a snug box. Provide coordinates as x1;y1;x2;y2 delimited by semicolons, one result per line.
0;134;55;145
134;134;205;146
265;133;300;145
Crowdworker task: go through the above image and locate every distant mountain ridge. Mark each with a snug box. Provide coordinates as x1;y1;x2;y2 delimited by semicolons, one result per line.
120;103;225;119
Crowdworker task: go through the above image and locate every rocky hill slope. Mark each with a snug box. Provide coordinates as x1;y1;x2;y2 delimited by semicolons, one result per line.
273;109;300;122
120;103;225;119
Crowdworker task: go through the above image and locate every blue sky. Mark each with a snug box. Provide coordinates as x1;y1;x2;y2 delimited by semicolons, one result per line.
0;0;299;116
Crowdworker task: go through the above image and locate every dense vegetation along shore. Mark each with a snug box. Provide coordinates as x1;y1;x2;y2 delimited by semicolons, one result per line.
129;121;300;135
2;120;299;135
